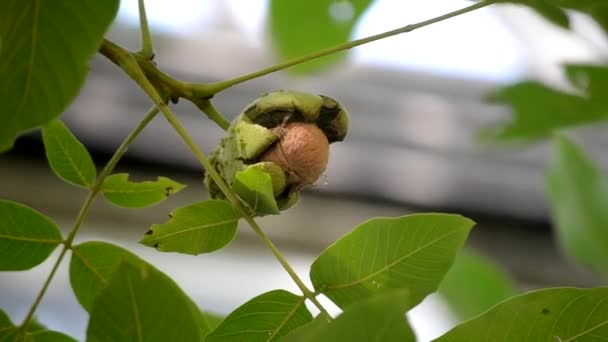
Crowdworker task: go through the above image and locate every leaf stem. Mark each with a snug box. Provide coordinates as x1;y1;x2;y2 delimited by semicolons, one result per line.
196;100;230;131
203;0;498;93
18;106;160;334
137;0;154;59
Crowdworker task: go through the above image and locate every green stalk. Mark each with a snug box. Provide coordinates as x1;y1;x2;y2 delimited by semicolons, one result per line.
203;0;499;93
137;0;154;59
18;106;160;335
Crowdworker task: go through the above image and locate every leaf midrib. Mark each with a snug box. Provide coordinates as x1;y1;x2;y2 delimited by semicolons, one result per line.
15;0;40;122
149;218;238;240
0;233;61;244
46;123;91;186
324;229;461;290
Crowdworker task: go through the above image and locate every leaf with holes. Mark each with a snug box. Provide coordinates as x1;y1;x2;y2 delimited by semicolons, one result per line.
140;200;239;255
101;173;186;208
435;287;608;341
546;136;608;275
69;241;217;338
86;259;203;342
269;0;373;74
42;119;96;187
0;0;119;151
281;290;415;342
438;249;519;321
204;290;312;342
310;213;474;309
232;167;280;215
0;200;62;270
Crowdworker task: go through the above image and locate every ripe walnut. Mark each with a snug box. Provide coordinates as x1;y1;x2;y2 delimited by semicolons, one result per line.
260;122;329;187
205;90;348;215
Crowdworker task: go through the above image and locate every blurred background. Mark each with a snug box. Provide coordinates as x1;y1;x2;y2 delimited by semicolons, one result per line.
2;0;608;340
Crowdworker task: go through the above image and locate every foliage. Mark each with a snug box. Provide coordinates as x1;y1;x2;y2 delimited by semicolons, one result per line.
1;0;608;341
438;249;519;321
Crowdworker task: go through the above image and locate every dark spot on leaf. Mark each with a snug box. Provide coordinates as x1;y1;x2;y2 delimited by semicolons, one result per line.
541;308;550;315
164;186;174;197
168;213;173;219
153;243;159;248
144;229;153;235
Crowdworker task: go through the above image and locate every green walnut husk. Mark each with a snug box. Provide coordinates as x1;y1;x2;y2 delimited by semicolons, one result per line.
205;90;348;216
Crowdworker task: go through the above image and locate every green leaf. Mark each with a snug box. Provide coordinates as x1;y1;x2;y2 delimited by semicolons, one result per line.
281;290;415;342
0;200;62;270
42;119;96;187
565;64;608;101
87;259;203;342
438;249;519;321
0;309;16;341
269;0;373;74
232;167;280;215
140;200;239;255
434;287;608;341
204;290;312;342
310;213;474;309
279;313;332;342
0;0;120;152
482;81;608;140
26;330;77;342
546;136;608;275
69;241;141;311
0;312;75;342
101;173;186;208
528;0;570;29
70;241;214;338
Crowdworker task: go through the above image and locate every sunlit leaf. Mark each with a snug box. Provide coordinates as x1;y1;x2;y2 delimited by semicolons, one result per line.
0;200;62;270
101;173;186;208
87;260;203;342
281;290;415;342
0;0;119;151
69;241;215;337
204;290;312;342
310;213;474;309
438;249;519;321
232;167;279;215
434;287;608;341
140;200;239;255
42;119;96;187
546;136;608;275
269;0;373;74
